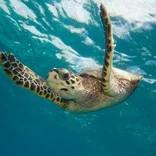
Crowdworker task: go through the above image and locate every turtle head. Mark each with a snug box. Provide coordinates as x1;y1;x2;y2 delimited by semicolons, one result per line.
46;68;82;99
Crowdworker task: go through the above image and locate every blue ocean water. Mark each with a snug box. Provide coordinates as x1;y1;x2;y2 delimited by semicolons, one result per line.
0;0;156;156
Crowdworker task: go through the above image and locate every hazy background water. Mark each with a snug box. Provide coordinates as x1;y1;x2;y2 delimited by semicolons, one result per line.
0;0;156;156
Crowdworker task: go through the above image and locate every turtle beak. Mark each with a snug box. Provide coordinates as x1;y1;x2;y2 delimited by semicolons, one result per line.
46;73;49;80
53;68;59;74
46;68;59;80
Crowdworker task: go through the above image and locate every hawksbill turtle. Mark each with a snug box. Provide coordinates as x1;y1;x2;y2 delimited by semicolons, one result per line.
0;3;142;113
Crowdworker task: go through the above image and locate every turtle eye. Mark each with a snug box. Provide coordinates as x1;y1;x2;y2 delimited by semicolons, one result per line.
63;73;69;80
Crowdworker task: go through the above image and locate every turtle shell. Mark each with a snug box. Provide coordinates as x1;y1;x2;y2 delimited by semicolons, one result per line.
77;66;103;79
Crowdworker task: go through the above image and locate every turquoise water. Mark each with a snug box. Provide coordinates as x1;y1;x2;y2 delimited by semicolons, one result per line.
0;0;156;155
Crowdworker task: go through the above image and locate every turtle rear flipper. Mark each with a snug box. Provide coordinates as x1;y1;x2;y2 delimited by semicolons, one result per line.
100;3;114;95
0;52;68;109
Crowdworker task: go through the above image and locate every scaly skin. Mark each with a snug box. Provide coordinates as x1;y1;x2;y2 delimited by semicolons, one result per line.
0;52;69;109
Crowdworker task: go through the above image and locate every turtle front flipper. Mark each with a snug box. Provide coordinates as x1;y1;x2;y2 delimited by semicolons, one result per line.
100;3;114;95
0;52;68;109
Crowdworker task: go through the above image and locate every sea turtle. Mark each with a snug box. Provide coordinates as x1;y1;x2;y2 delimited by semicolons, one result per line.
0;3;142;113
